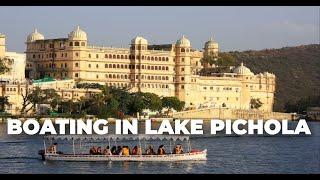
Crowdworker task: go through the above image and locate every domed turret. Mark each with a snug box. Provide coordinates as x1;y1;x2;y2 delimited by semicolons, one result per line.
68;26;87;41
131;36;148;45
27;29;45;43
176;35;191;47
204;37;218;49
233;63;254;76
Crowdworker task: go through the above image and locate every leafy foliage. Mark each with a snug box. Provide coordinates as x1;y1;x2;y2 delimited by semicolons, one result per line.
228;44;320;112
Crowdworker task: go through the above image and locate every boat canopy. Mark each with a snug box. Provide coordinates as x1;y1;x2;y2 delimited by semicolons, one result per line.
44;134;189;141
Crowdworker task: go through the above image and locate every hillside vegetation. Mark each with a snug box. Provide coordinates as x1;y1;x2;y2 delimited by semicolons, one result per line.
228;44;320;112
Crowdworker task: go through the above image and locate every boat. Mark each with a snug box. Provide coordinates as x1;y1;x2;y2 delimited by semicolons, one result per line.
38;134;207;162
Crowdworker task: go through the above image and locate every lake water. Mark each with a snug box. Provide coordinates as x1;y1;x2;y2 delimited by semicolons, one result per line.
0;121;319;174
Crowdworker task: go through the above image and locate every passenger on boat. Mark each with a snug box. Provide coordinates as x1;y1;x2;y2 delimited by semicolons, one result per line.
96;147;102;155
157;145;165;155
146;146;156;155
117;146;123;155
132;146;142;155
111;146;117;155
89;146;97;155
47;143;58;153
173;144;183;154
122;146;130;155
103;146;110;155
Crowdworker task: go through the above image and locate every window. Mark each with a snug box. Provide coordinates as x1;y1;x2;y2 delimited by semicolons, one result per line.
69;42;73;46
88;54;91;58
181;67;185;72
75;63;79;67
81;42;85;46
88;64;91;68
96;64;99;68
181;85;184;89
105;64;108;68
75;42;80;46
75;52;79;57
96;54;99;58
182;58;185;62
96;74;99;78
203;87;207;90
75;73;79;77
65;63;67;68
181;77;184;81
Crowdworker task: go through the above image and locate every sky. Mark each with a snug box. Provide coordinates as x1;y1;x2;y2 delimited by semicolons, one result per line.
0;6;319;53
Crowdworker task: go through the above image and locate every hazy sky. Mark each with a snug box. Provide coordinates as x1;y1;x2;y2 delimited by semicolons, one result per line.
0;6;319;53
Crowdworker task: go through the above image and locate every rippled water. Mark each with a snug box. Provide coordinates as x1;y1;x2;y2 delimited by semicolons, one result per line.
0;121;319;174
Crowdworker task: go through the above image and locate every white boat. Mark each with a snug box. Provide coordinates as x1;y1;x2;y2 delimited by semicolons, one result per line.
39;135;207;162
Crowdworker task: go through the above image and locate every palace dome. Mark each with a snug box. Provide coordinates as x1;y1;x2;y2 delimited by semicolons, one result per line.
204;37;218;49
233;63;254;76
176;35;191;47
68;26;87;41
131;36;148;45
27;29;45;43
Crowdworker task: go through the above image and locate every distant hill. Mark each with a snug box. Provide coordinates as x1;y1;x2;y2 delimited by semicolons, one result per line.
228;44;320;112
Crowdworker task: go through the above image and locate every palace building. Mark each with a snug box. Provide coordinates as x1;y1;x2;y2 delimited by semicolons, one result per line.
25;27;276;112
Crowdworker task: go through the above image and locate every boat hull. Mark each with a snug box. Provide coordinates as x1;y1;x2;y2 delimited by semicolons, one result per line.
44;149;207;162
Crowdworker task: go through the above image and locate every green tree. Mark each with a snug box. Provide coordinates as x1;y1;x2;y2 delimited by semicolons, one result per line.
142;92;162;111
42;89;61;111
20;87;43;114
215;52;237;67
0;57;11;75
200;51;217;65
162;97;185;114
0;96;9;112
129;92;146;116
250;98;263;109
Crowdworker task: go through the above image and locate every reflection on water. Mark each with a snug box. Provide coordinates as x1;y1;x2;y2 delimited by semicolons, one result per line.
0;122;319;174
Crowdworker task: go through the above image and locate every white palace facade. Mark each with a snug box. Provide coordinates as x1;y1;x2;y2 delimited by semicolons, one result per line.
25;27;276;112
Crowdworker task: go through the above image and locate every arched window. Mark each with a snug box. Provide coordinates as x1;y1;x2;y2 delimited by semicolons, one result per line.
69;42;73;46
166;85;168;88
155;66;158;70
162;66;165;70
151;57;154;60
75;52;79;57
155;76;158;80
105;74;108;78
113;74;116;78
121;55;124;59
113;64;116;68
105;54;108;58
109;64;112;68
75;42;80;46
158;76;161;80
147;56;150;60
155;57;158;61
117;55;120;59
105;64;108;68
109;54;112;58
121;75;124;79
113;55;116;59
166;76;169;80
49;53;52;58
125;55;128;59
142;56;144;60
142;65;145;69
125;75;128;79
147;66;150;70
166;67;169;71
181;48;185;52
96;54;99;58
75;63;79;67
96;74;99;78
117;64;120;68
166;57;169;61
125;65;128;69
109;74;112;78
162;57;165;61
147;76;150;80
96;64;99;68
81;42;85;46
65;53;67;57
117;75;120;79
151;76;154;80
75;73;79;77
33;54;36;58
88;64;91;68
121;64;124;68
61;53;64;57
181;77;185;81
181;85;184;89
88;54;91;58
151;66;154;70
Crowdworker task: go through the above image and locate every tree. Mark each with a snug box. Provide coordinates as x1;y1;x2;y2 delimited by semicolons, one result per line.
215;52;237;67
162;97;185;115
250;98;263;109
142;92;162;111
0;96;9;112
200;51;217;65
0;57;11;75
20;87;43;114
129;92;146;116
42;89;61;111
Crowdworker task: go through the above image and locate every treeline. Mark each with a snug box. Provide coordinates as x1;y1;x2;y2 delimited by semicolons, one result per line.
284;95;320;114
228;44;320;112
13;84;185;118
